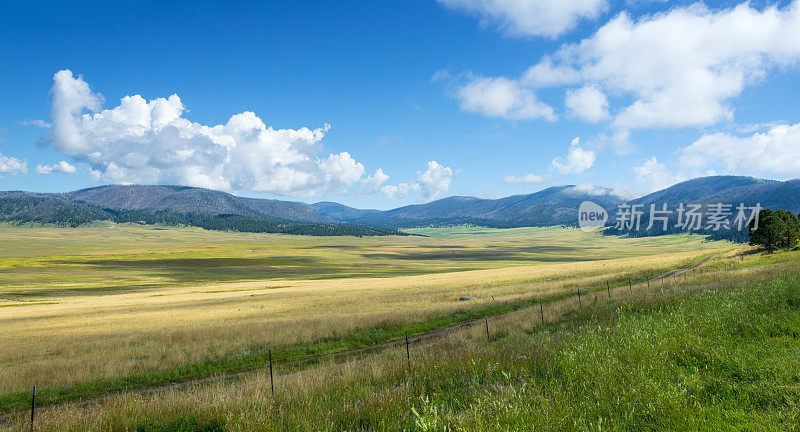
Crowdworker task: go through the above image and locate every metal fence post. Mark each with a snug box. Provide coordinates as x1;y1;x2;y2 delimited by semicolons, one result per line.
539;300;544;324
405;331;410;369
30;385;36;432
268;348;274;396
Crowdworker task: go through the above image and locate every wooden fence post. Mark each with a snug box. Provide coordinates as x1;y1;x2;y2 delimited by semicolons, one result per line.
485;317;490;342
577;289;582;308
607;280;610;298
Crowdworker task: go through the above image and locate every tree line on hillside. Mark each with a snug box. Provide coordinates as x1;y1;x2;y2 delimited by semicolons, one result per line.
0;196;408;237
749;209;800;253
109;210;408;237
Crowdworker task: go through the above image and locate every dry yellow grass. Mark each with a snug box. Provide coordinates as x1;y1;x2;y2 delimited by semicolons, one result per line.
0;223;725;293
7;250;783;432
0;245;725;395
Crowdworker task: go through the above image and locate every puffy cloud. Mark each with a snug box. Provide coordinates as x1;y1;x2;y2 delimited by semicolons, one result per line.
437;0;608;38
542;1;800;129
521;58;582;87
454;1;800;130
633;157;683;193
417;161;454;200
317;152;365;187
502;173;549;184
363;168;390;189
51;70;103;154
455;75;556;121
565;84;609;123
381;182;419;200
381;161;454;201
46;70;375;197
0;152;27;175
679;122;800;178
552;137;596;174
36;160;77;174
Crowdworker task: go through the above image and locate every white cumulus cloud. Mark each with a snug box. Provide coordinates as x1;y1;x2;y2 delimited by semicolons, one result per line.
381;182;419;200
522;58;583;87
363;168;390;189
633;157;686;193
417;161;454;200
542;1;800;129
552;137;596;174
438;0;608;38
565;84;609;123
679;122;800;178
36;160;77;174
0;152;27;176
455;75;555;121
45;69;375;197
381;161;454;201
452;1;800;130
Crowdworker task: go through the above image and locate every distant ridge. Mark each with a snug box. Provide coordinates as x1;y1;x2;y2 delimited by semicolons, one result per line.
0;186;403;237
344;185;626;228
309;202;380;222
2;175;799;239
66;185;329;223
606;176;800;241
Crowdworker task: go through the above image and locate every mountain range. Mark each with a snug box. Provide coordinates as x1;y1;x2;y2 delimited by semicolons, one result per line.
604;176;800;241
2;176;798;239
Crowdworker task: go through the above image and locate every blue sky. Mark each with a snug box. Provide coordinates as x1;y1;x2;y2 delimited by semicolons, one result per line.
1;0;799;209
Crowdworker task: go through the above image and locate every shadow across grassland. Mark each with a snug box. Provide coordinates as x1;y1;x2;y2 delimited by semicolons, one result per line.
361;244;582;261
53;256;320;268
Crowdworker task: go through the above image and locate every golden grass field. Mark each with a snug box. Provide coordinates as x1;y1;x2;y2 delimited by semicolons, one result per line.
0;223;733;404
8;247;797;431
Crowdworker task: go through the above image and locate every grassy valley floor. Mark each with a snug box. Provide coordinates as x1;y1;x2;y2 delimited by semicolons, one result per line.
4;224;796;430
5;250;798;431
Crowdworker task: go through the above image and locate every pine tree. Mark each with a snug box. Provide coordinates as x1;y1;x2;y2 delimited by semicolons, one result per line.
750;209;788;253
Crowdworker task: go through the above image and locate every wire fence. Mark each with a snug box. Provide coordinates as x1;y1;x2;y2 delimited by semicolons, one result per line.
1;256;721;430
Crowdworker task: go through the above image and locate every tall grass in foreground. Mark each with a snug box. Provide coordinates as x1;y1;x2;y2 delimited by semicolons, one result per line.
11;260;800;431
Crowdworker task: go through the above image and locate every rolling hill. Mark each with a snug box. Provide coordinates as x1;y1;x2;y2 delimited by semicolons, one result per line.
67;185;329;223
309;202;380;222
605;176;800;241
345;185;626;228
0;186;403;236
2;176;799;239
